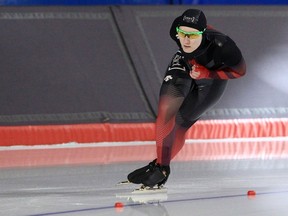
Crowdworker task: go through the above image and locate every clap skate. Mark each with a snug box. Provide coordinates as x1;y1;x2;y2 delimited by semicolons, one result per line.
141;163;170;188
127;159;157;184
117;160;170;193
116;159;157;186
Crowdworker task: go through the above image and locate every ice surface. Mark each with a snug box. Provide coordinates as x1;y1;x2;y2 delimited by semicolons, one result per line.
1;159;288;216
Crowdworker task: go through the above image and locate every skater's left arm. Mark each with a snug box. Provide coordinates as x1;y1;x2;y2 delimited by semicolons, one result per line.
190;38;246;80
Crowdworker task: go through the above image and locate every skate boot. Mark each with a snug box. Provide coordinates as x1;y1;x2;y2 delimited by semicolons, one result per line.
141;164;170;188
127;159;157;184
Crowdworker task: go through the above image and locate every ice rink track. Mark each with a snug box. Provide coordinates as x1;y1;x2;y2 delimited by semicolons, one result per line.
1;151;288;216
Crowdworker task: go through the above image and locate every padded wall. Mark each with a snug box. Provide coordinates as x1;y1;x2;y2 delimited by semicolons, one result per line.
0;6;288;126
0;6;155;125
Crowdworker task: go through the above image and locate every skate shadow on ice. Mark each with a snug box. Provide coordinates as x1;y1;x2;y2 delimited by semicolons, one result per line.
116;190;168;204
116;187;169;215
115;181;168;204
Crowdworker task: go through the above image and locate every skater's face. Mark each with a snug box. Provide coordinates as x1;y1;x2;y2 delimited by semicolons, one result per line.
176;26;203;53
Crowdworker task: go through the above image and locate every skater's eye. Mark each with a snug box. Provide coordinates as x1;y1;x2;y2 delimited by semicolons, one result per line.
176;27;205;39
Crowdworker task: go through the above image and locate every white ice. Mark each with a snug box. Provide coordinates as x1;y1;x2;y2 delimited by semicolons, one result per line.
1;159;288;216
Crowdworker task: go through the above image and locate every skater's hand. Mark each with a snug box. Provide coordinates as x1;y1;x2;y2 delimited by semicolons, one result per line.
190;60;211;79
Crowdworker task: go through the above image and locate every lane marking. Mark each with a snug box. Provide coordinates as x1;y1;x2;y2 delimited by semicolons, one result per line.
27;190;288;216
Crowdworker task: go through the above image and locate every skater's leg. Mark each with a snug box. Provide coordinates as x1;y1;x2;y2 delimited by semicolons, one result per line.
130;94;184;187
155;72;194;166
158;79;228;165
156;95;186;166
127;73;193;187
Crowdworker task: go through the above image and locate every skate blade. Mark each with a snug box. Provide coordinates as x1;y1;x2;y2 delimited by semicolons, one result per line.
132;186;167;194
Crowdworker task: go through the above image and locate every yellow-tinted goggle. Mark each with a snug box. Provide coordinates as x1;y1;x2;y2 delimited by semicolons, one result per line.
176;26;205;39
